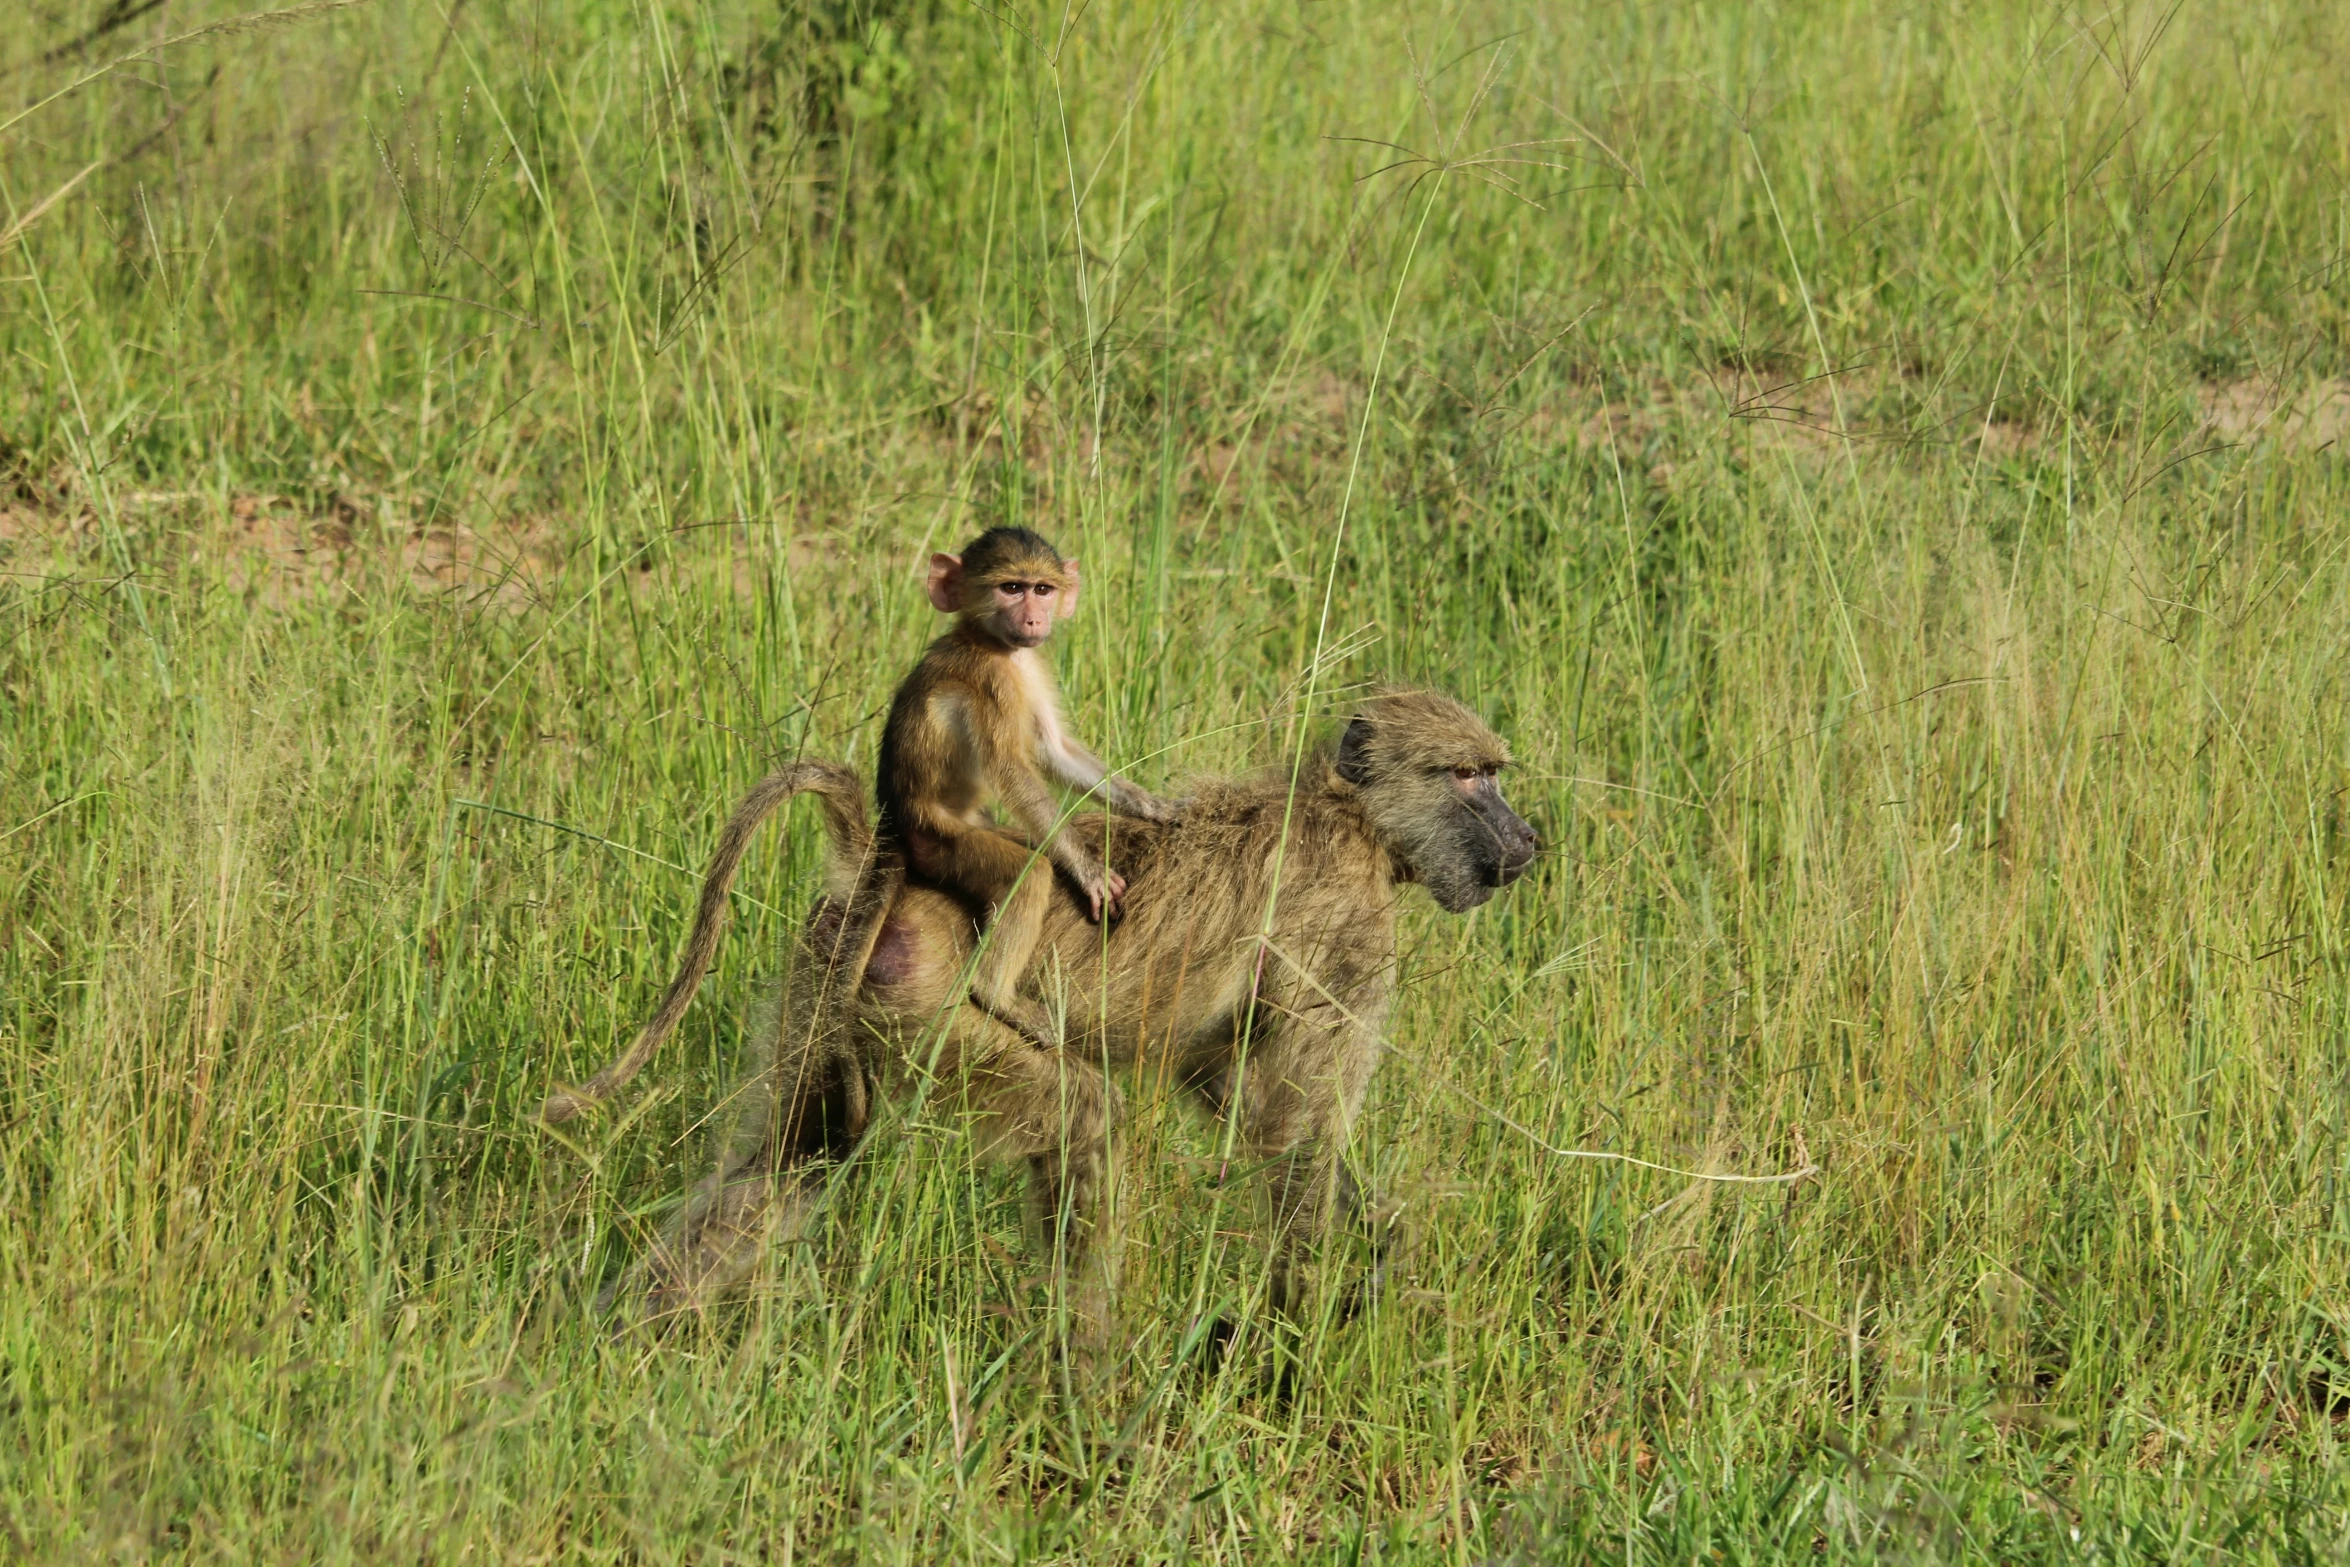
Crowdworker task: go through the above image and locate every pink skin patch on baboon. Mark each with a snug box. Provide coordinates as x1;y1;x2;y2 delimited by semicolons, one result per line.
865;915;923;988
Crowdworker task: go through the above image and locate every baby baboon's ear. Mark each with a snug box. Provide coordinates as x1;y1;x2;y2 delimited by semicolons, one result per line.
926;553;965;614
1335;716;1376;786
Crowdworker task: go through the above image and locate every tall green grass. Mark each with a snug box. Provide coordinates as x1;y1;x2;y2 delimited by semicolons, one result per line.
6;0;2350;1558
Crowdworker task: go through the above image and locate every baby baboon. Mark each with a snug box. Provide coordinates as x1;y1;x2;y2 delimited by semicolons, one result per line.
878;526;1175;1052
619;688;1538;1328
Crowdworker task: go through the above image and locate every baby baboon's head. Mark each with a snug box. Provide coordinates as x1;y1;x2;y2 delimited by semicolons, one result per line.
1334;689;1539;912
926;526;1080;650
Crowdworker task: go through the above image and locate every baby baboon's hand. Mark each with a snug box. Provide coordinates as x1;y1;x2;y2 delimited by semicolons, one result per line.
1107;779;1179;823
1077;864;1127;922
1075;865;1107;921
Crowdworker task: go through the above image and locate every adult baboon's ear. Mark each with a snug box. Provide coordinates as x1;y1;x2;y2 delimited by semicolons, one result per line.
1335;716;1376;785
1059;556;1082;618
926;553;964;614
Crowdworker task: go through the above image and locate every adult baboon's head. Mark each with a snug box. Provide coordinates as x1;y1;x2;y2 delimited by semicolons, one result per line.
1333;689;1539;912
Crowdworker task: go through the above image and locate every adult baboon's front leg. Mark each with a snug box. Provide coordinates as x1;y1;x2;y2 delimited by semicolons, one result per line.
1236;954;1392;1320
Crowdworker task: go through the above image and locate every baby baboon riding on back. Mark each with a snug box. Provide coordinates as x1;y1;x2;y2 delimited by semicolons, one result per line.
878;526;1176;1051
538;526;1163;1126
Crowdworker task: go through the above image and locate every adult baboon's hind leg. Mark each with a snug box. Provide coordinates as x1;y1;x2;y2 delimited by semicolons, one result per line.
610;975;871;1328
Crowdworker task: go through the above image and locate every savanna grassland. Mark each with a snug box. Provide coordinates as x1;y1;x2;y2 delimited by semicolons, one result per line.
6;0;2350;1559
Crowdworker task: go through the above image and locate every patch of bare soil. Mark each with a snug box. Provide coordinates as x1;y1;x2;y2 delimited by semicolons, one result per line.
1518;369;2350;475
0;509;54;547
2197;378;2350;452
1;493;888;614
1515;367;1883;484
1708;363;1885;453
228;495;563;610
1;492;566;610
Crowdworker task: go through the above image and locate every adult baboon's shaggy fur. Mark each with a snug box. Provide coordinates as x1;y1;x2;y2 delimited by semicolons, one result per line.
594;689;1538;1326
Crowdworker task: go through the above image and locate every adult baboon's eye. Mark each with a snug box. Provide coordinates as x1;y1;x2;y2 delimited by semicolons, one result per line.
1452;765;1479;781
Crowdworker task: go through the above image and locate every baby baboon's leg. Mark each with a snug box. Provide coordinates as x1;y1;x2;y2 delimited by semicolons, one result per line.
926;825;1063;1051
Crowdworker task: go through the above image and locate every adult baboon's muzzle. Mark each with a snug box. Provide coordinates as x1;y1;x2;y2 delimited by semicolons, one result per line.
1476;796;1540;887
1496;834;1538;885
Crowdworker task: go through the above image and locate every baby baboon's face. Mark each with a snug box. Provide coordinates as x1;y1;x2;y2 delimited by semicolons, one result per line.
979;575;1065;648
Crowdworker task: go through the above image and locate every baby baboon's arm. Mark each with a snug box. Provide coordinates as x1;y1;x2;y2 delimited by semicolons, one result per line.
1044;733;1177;823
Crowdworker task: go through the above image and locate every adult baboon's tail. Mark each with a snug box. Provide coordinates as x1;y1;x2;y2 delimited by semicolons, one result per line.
540;759;875;1125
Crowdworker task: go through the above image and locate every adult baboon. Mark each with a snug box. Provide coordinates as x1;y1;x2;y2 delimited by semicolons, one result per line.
602;689;1538;1327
